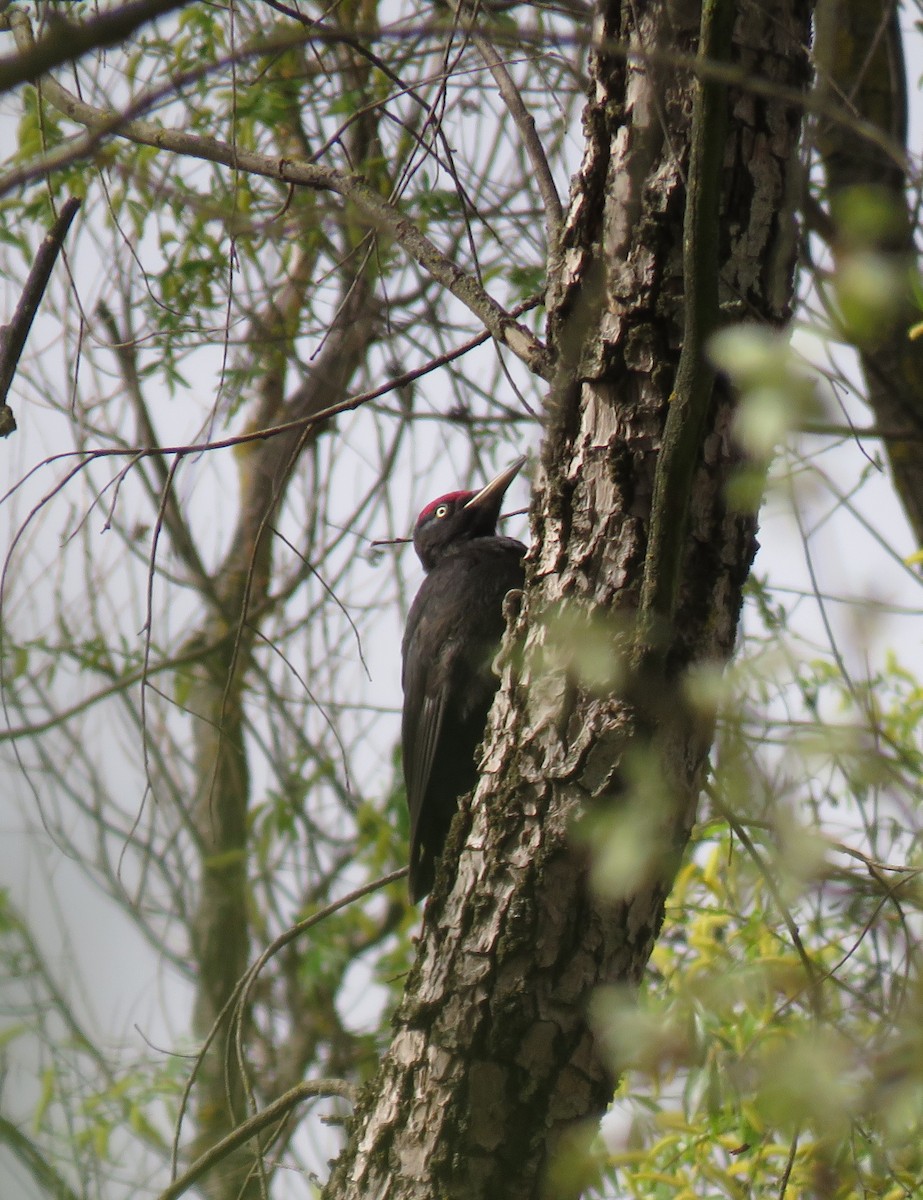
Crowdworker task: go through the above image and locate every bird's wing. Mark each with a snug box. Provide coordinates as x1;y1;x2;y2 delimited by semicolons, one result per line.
401;628;448;855
406;690;446;853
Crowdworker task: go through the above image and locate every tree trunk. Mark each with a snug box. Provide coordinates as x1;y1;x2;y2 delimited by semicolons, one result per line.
188;279;379;1199
814;0;923;544
323;1;813;1197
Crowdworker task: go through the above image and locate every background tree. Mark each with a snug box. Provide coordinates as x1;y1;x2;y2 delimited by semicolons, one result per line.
0;2;921;1200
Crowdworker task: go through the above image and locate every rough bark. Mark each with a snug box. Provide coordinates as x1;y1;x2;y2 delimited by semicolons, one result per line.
814;0;923;546
323;2;813;1198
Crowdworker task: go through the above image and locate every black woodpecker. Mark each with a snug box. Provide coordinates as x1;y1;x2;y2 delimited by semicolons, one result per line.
401;458;526;901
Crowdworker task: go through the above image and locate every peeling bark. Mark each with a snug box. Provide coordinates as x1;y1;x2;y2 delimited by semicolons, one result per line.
323;2;813;1198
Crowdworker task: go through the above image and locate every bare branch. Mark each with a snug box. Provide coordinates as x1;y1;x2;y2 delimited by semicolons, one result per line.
96;301;213;592
0;1114;81;1200
469;28;563;248
0;195;80;434
157;1078;357;1200
0;0;188;94
4;7;554;381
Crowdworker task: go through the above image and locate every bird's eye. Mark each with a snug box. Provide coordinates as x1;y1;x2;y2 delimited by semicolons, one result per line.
435;504;449;518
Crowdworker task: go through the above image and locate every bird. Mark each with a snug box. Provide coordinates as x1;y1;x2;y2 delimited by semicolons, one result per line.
401;458;527;902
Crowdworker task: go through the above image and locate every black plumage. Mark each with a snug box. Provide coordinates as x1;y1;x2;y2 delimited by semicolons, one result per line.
401;460;526;901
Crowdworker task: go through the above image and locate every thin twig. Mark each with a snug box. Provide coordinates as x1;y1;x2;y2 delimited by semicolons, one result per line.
170;867;407;1178
778;1124;801;1199
0;293;544;524
707;785;822;1011
96;301;213;591
470;28;563;247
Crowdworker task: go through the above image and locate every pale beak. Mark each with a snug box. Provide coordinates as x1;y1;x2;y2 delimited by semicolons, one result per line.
464;457;526;514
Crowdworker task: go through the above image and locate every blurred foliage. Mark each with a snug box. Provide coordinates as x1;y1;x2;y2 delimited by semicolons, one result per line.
585;163;923;1192
590;586;923;1198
